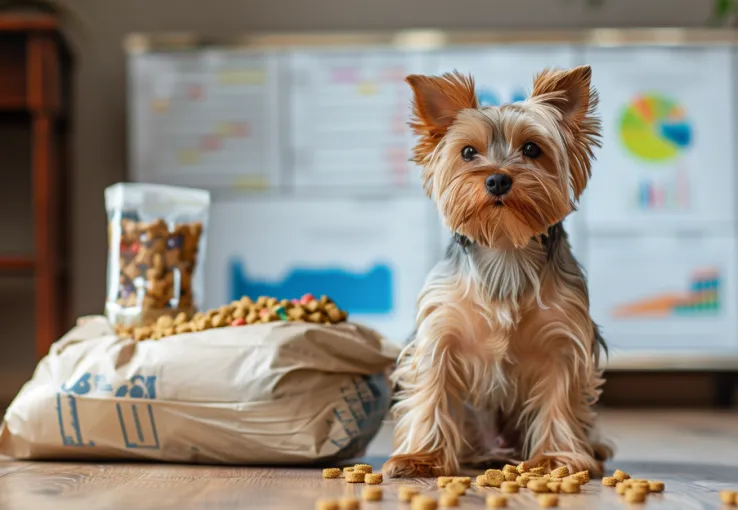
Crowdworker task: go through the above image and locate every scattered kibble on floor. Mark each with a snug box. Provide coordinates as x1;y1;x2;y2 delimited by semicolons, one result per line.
486;494;508;508
411;495;438;510
720;490;737;506
361;486;382;502
338;497;359;510
364;472;382;484
537;493;559;507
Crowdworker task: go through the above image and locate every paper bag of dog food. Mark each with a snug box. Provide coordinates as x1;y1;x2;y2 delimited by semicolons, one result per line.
0;316;398;464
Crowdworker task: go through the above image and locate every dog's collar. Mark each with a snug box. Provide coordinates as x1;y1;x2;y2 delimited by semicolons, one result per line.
453;229;556;252
453;233;472;252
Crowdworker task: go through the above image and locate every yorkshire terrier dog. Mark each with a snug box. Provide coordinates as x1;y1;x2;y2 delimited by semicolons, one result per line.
384;66;611;478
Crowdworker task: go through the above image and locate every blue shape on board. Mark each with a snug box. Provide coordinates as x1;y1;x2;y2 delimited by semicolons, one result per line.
477;89;500;107
510;89;528;103
660;122;692;149
229;260;393;314
478;88;528;107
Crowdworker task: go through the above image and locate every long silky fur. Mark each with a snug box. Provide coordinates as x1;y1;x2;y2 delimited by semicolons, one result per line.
384;66;612;478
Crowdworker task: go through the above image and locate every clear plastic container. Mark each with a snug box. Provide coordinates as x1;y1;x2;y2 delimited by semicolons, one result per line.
105;183;210;326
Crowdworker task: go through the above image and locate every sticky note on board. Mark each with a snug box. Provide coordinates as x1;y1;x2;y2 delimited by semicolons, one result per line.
177;149;200;166
357;81;378;96
218;69;266;85
232;176;269;190
150;98;170;113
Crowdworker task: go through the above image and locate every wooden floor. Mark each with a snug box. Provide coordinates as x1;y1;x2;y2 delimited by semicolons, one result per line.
0;410;736;510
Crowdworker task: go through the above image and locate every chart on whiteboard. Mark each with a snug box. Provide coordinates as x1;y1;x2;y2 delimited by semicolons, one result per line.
205;197;437;342
587;235;738;353
434;46;576;108
129;51;281;190
580;47;735;232
288;50;427;191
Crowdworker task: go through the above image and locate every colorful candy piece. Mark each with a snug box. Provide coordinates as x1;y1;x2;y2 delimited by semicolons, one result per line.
274;305;288;320
300;293;315;305
231;318;246;326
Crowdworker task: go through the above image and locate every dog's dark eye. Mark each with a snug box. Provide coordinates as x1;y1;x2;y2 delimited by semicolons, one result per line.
522;142;541;159
461;146;477;161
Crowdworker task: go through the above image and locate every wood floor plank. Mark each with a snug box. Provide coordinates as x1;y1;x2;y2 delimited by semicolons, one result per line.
0;411;735;509
0;460;733;509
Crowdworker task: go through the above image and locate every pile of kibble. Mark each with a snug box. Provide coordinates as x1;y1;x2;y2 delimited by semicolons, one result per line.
316;464;674;509
115;293;348;341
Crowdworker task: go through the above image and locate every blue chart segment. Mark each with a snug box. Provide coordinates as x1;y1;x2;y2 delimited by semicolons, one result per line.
230;260;394;314
477;88;527;107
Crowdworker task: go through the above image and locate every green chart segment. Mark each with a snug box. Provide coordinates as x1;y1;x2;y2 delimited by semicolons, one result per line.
619;94;693;162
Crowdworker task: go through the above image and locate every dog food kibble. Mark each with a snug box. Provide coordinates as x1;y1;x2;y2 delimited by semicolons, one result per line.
453;476;472;488
624;489;647;504
399;486;419;502
517;474;532;488
503;464;518;475
315;499;339;510
528;479;550;493
439;493;458;507
322;468;341;479
504;471;517;482
537;494;559;508
602;476;618;487
338;497;359;510
648;480;665;493
354;464;372;474
612;469;630;482
361;486;382;502
485;469;505;487
345;471;365;483
550;466;569;478
572;470;590;484
516;462;530;474
719;490;737;505
547;482;561;493
560;479;580;494
116;294;349;341
486;495;508;508
437;476;453;488
476;475;490;487
500;481;519;494
364;473;383;485
411;495;438;510
109;219;203;322
530;466;545;476
630;485;649;497
446;482;466;496
616;482;628;495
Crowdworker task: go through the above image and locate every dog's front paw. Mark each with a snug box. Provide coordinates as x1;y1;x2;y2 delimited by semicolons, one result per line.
383;452;449;478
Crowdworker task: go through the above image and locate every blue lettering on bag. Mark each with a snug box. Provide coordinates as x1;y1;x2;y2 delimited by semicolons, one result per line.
56;371;160;450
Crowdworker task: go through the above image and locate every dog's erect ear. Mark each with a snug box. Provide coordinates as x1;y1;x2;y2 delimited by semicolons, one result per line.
530;65;601;201
530;65;594;124
406;72;477;132
405;72;477;163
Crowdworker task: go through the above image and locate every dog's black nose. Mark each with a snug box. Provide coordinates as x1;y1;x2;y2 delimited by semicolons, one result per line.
485;174;512;196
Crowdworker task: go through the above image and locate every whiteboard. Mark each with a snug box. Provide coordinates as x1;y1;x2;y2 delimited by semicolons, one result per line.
205;196;437;343
287;50;428;191
129;50;283;190
587;235;738;354
580;46;735;233
433;45;576;106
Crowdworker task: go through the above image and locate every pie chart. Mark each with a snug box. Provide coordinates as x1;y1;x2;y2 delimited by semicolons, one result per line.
619;93;693;162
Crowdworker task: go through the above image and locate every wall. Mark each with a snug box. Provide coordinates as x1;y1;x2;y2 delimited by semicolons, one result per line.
0;0;719;403
63;0;715;322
